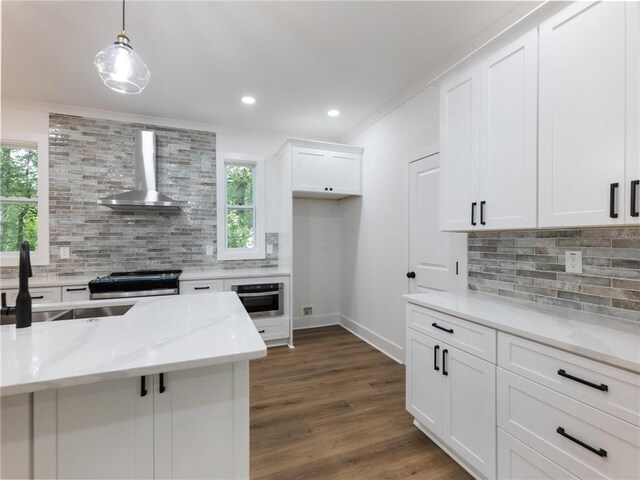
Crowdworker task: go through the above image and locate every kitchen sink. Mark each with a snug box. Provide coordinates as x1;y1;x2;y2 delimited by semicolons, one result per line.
0;304;134;326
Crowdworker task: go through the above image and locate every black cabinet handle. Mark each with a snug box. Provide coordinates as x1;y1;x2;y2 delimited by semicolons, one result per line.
442;349;449;376
194;286;210;290
631;180;639;217
159;373;166;394
65;287;87;292
557;369;608;392
406;271;416;279
324;187;328;191
258;329;266;333
434;345;440;371
471;202;477;226
140;376;147;397
330;187;333;191
610;183;619;218
32;295;44;299
432;322;454;334
556;427;607;457
480;201;486;225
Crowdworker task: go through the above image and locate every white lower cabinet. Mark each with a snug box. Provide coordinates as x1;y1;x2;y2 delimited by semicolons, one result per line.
61;285;90;302
406;321;496;479
33;362;249;479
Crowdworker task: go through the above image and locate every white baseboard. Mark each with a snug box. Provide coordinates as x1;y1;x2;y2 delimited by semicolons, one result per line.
292;313;339;330
339;314;404;364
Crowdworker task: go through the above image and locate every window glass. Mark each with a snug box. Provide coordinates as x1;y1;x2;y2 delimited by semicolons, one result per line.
226;164;255;249
0;144;39;251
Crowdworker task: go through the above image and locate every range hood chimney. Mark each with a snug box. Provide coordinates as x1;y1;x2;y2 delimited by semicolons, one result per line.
97;131;183;210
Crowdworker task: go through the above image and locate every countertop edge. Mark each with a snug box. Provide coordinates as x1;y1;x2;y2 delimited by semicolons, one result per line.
403;294;640;374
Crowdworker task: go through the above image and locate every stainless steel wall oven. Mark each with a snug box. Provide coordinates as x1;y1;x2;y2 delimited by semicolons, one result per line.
231;283;284;318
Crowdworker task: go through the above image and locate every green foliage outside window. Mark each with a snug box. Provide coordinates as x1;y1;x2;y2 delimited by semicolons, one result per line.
0;146;39;251
226;164;255;249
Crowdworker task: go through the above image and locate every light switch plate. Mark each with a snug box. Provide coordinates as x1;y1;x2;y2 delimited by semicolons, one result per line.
60;246;70;259
266;244;273;255
565;251;582;274
205;245;214;256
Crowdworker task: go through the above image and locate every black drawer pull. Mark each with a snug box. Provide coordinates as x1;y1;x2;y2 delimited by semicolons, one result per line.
556;427;607;457
432;322;454;334
159;373;166;394
631;180;639;217
193;286;210;290
32;295;44;299
471;202;477;226
610;183;619;218
480;200;486;225
442;349;449;376
66;287;87;292
434;345;440;371
140;376;147;397
557;369;608;391
258;329;266;334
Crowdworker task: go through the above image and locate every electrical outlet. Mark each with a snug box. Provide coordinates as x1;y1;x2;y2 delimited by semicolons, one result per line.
206;245;214;256
266;244;273;255
302;306;313;317
565;251;583;274
60;246;70;259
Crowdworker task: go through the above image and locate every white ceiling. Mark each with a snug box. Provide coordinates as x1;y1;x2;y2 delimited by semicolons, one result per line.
2;1;523;140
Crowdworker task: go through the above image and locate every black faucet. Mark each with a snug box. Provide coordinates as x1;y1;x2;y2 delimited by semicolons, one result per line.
15;241;33;328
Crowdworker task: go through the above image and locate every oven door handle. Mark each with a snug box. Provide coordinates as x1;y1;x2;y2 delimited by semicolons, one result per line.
236;291;281;298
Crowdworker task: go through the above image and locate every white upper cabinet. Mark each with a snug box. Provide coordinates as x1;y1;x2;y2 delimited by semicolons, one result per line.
439;29;538;231
539;1;639;227
479;29;538;230
289;140;363;199
439;67;480;231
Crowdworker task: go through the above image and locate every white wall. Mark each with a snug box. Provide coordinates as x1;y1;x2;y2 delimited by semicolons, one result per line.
292;198;341;329
339;86;449;362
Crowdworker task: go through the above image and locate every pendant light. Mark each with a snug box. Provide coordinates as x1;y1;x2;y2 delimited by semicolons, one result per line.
94;0;150;94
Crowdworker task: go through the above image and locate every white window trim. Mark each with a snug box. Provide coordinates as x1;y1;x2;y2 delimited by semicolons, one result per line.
0;131;50;267
216;152;265;261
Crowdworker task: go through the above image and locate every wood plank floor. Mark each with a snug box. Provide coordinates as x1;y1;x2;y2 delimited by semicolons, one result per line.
250;326;473;479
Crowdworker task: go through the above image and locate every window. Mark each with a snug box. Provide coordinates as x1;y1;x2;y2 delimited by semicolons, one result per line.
216;152;265;260
0;132;49;266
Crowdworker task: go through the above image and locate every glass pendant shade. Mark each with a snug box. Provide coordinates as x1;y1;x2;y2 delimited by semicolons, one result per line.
94;35;150;94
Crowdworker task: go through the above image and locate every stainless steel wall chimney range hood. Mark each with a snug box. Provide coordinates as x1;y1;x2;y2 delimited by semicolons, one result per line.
97;131;183;210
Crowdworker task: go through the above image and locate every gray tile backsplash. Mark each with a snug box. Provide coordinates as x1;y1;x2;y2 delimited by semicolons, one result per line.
0;114;277;279
468;227;640;321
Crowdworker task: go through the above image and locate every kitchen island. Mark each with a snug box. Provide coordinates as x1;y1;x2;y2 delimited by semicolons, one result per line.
0;292;266;479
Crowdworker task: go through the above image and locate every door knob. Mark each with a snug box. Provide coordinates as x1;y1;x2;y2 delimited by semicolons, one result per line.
407;271;416;279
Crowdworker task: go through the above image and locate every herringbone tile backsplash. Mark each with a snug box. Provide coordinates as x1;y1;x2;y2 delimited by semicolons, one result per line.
468;227;640;321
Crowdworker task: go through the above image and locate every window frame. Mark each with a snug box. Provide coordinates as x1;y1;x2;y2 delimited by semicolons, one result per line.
0;131;49;266
216;152;265;260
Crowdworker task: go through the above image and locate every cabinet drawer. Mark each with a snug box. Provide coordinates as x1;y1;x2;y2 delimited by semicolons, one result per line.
407;304;496;362
498;333;640;426
253;317;288;341
62;285;90;302
2;287;61;304
498;368;640;480
180;280;223;294
498;429;578;480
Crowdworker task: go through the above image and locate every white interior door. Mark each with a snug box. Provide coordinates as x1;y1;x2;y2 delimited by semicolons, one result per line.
409;153;466;293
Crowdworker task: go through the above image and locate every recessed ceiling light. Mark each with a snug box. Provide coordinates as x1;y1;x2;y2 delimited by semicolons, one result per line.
327;109;340;117
241;96;256;105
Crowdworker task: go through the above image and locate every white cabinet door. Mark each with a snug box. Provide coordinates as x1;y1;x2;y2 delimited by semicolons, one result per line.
154;363;249;480
325;151;361;195
626;1;640;225
479;29;538;229
35;376;154;479
539;1;627;227
61;285;90;302
406;328;443;435
442;343;496;479
292;147;327;194
3;287;61;305
1;394;31;480
440;67;481;231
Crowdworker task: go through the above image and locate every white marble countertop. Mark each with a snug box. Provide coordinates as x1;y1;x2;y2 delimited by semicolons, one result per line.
0;292;267;396
404;290;640;373
0;267;291;290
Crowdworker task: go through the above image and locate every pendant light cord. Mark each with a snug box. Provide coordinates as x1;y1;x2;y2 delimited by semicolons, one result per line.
122;0;126;33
